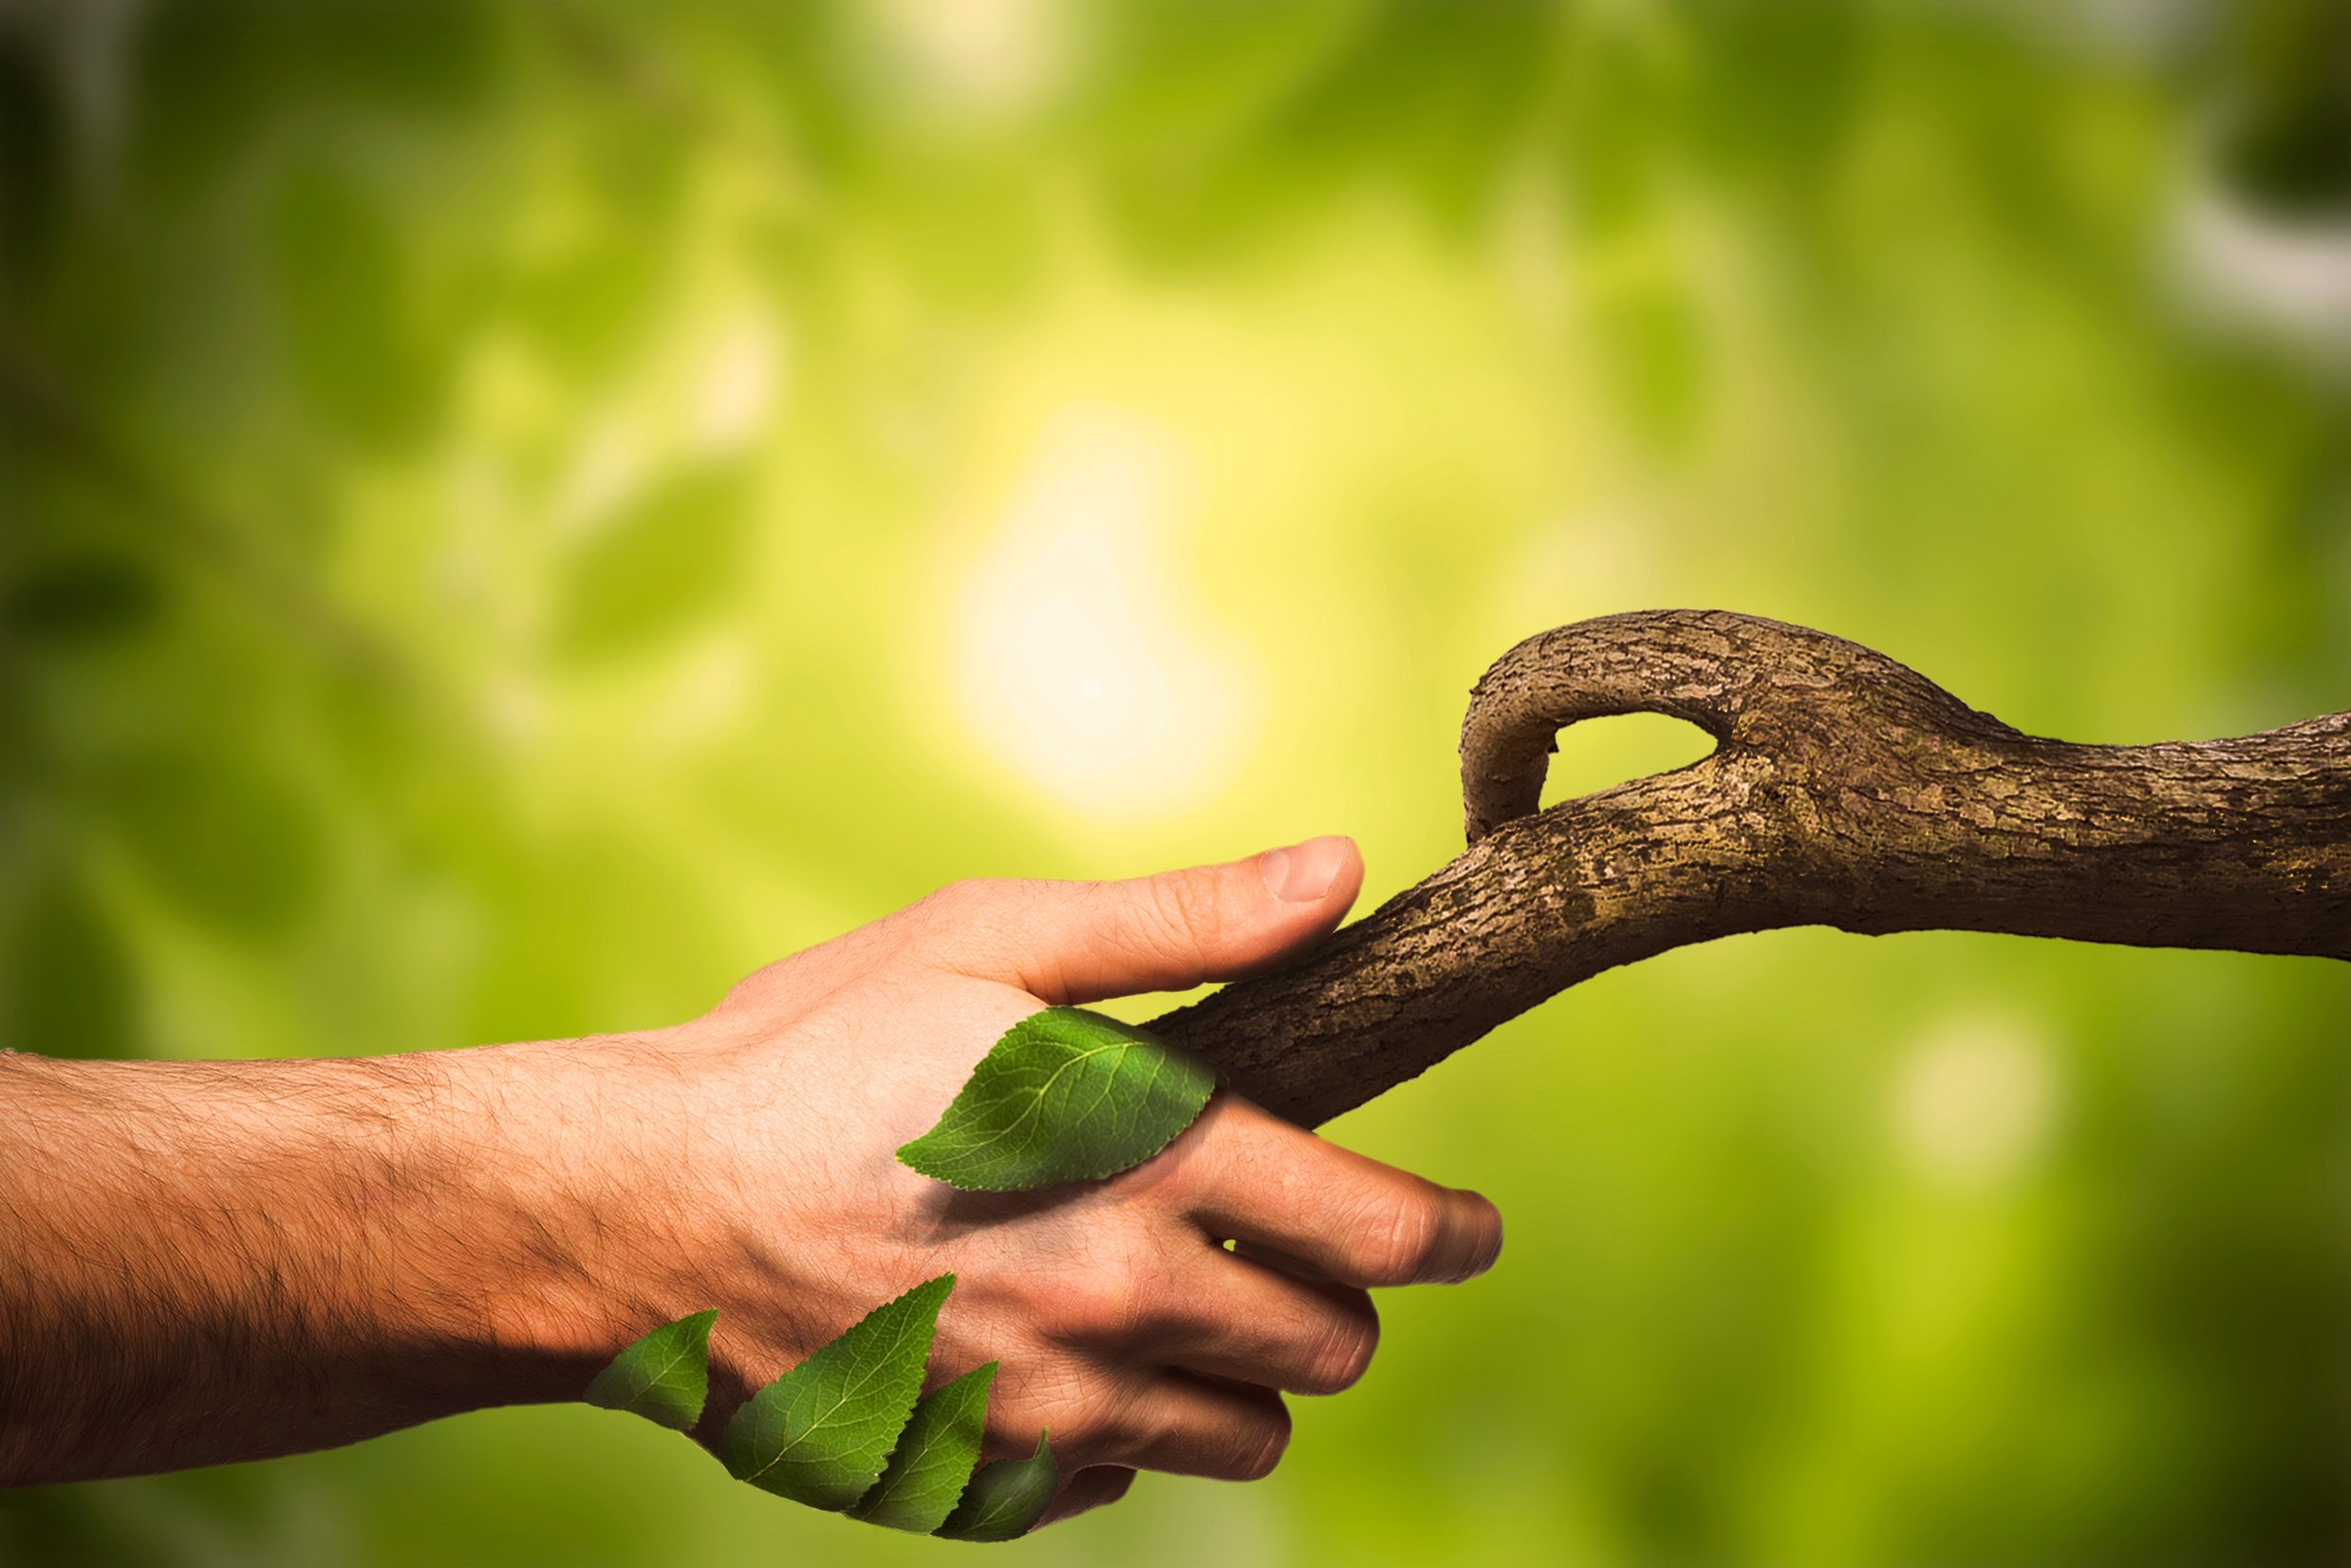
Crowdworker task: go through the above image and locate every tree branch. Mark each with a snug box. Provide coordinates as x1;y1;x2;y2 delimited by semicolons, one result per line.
1149;610;2351;1128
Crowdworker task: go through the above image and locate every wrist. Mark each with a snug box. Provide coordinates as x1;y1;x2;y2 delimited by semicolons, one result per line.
216;1045;615;1424
413;1032;718;1404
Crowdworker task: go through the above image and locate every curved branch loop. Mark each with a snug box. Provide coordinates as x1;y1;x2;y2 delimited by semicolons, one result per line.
1152;609;2350;1128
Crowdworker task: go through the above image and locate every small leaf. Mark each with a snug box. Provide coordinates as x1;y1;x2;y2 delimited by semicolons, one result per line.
721;1275;954;1510
898;1008;1219;1191
934;1432;1057;1543
848;1361;998;1533
585;1309;717;1431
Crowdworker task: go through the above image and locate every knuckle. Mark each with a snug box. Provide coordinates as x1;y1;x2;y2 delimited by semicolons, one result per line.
996;1365;1122;1458
937;876;1055;936
909;878;1054;978
1303;1310;1380;1394
1233;1407;1293;1481
1050;1255;1150;1345
716;962;779;1013
946;875;998;905
922;877;995;923
1132;1093;1227;1196
917;879;1011;940
887;880;987;955
1363;1188;1443;1283
1052;1394;1125;1457
1143;871;1223;959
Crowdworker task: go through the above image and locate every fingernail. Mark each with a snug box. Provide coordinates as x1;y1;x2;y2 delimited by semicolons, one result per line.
1260;835;1349;904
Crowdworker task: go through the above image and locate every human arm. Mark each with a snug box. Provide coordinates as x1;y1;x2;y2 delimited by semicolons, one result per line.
0;836;1502;1520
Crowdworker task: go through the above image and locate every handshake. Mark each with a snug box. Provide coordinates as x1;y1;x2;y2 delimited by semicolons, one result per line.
0;835;1502;1536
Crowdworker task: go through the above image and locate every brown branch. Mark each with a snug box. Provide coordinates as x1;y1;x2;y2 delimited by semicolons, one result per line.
1149;609;2351;1128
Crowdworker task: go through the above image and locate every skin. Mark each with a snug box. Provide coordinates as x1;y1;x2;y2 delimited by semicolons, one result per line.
0;835;1502;1525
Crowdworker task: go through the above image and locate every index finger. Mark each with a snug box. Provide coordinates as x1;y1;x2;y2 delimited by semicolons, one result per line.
1177;1095;1503;1288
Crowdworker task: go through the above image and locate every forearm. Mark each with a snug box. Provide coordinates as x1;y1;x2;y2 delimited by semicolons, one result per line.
0;844;1502;1526
0;1044;623;1484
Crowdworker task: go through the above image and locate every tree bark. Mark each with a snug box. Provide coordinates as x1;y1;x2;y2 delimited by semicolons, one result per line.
1148;610;2351;1129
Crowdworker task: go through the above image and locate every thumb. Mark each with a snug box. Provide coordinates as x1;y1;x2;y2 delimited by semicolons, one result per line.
932;836;1364;1004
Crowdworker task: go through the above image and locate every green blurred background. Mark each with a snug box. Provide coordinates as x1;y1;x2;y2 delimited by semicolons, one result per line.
3;2;2348;1563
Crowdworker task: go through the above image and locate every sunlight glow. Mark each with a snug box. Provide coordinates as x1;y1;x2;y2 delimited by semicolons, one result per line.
1892;1013;2062;1191
951;408;1259;822
691;310;785;450
868;0;1068;117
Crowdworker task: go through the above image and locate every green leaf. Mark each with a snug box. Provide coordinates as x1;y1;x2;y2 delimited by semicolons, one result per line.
934;1432;1057;1543
897;1007;1219;1191
848;1361;998;1533
585;1309;717;1431
721;1275;954;1510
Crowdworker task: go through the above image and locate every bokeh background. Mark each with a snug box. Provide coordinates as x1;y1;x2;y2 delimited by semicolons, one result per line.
3;1;2349;1563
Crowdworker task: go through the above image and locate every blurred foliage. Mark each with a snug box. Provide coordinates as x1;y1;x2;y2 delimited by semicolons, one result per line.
2;1;2348;1564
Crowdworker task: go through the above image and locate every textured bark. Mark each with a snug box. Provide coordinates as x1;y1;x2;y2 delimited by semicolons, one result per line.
1148;610;2351;1129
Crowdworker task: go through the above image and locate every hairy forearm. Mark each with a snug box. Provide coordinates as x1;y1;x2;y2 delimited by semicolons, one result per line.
0;845;1507;1521
0;1044;626;1484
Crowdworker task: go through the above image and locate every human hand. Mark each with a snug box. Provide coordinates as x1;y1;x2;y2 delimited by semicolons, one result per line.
512;836;1503;1525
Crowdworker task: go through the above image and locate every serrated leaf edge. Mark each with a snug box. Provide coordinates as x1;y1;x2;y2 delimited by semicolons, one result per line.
848;1359;998;1532
585;1307;718;1428
896;1008;1219;1192
933;1429;1057;1542
723;1274;954;1498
